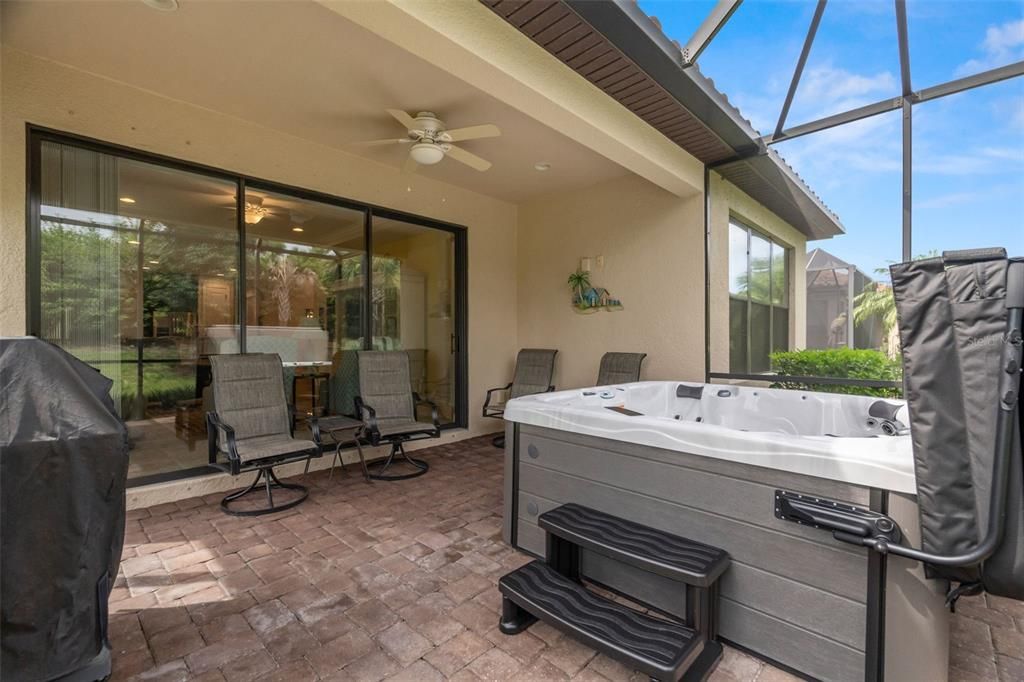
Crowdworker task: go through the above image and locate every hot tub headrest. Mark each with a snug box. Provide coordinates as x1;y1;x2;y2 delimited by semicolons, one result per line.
676;384;704;400
868;401;902;422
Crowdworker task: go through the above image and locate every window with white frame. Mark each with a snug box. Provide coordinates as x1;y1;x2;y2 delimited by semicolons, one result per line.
728;219;789;373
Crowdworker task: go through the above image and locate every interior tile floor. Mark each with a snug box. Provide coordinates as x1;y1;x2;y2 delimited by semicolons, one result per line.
110;435;1023;682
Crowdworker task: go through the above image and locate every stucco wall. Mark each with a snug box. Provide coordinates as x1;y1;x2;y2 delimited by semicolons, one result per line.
516;174;705;389
0;47;518;435
708;172;809;374
515;171;810;390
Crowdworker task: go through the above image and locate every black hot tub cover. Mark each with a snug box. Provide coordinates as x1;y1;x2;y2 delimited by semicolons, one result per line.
891;250;1023;598
1;337;128;681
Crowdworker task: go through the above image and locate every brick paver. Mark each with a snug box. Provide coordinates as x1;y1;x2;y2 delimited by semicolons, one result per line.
110;434;1022;681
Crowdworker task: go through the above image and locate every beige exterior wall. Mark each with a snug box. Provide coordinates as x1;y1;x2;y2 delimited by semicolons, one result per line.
517;174;705;389
708;172;809;374
0;48;518;435
515;172;810;391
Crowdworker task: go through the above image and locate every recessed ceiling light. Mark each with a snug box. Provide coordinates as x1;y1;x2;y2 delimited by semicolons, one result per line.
127;240;140;245
148;260;159;265
142;266;151;271
119;197;136;204
217;273;225;277
228;267;237;272
291;226;304;233
534;162;551;171
141;0;179;11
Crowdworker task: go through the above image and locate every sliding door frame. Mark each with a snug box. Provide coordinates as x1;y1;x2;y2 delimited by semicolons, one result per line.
25;125;470;484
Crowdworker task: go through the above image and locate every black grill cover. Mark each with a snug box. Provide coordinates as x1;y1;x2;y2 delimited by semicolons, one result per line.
1;337;128;681
891;250;1023;598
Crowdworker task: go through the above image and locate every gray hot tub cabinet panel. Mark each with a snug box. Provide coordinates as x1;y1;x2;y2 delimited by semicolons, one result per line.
504;424;948;682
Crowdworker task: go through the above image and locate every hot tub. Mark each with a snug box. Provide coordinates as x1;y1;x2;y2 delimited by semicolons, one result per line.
501;382;948;682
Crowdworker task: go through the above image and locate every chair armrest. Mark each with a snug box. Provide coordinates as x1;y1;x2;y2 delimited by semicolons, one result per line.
354;396;379;440
413;392;441;431
483;383;513;416
206;412;240;464
308;413;322;448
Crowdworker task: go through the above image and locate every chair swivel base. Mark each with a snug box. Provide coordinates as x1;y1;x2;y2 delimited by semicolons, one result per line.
221;467;308;516
366;442;429;481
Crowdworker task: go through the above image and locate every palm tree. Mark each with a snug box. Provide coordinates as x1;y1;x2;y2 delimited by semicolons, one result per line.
853;252;937;358
853;277;899;357
567;270;591;304
269;255;317;325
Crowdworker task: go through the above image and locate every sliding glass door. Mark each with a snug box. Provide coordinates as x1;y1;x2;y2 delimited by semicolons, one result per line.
29;129;467;485
371;216;457;423
243;187;368;419
37;139;240;480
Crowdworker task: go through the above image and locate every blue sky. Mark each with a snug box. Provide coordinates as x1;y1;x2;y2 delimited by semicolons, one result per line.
639;0;1024;278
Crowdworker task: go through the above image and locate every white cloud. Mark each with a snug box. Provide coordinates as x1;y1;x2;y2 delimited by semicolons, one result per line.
916;182;1024;210
799;67;896;105
983;18;1024;55
955;19;1024;76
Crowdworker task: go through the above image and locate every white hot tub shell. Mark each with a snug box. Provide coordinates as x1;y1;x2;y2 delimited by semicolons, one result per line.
501;382;948;682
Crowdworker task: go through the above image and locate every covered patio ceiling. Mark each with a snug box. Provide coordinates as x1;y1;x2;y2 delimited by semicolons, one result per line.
1;0;634;203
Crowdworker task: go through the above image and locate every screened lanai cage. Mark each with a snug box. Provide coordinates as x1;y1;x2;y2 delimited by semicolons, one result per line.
628;0;1023;395
805;248;883;351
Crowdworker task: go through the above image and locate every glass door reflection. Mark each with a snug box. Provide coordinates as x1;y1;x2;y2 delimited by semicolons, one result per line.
371;216;458;424
244;188;367;418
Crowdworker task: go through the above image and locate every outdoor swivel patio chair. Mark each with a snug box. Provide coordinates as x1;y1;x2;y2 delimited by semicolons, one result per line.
483;348;558;448
355;351;441;480
596;352;647;385
207;354;322;516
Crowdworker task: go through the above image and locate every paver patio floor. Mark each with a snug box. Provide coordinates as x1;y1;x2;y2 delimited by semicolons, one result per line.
109;435;1022;682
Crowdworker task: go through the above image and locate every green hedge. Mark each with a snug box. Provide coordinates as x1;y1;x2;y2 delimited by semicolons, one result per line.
769;348;902;398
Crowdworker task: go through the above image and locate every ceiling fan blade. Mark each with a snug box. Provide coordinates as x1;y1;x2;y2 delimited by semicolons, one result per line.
350;138;411;147
443;124;501;142
444;144;492;172
401;155;419;175
386;108;418;130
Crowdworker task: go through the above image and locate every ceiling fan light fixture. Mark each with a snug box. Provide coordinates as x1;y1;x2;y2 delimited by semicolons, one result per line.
244;202;269;225
409;142;445;166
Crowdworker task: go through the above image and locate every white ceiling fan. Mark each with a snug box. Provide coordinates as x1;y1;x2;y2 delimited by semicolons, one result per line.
353;109;501;172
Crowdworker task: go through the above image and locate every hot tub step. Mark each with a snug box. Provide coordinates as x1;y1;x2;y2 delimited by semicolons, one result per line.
539;503;730;586
499;560;714;681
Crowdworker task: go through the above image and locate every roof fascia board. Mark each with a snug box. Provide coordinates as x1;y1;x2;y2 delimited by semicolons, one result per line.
566;0;841;238
565;0;756;153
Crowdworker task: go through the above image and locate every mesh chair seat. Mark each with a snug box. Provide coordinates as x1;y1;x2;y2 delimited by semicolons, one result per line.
597;352;647;386
207;354;321;516
235;434;319;463
356;351;441;480
376;418;438;438
483;349;558;448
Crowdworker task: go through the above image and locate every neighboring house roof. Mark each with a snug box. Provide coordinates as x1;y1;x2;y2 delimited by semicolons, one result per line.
482;0;844;240
806;248;875;289
807;248;853;272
